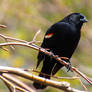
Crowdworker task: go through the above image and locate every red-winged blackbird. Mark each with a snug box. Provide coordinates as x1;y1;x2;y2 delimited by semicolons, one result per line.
33;13;88;89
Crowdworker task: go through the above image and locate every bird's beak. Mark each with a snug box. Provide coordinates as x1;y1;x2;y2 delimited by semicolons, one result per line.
80;17;88;23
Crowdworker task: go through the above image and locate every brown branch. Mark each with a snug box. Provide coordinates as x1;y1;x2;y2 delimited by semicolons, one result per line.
72;67;92;85
0;47;9;52
0;66;88;92
2;73;35;92
0;42;91;87
0;75;12;92
78;77;88;91
0;33;41;44
28;69;79;80
0;74;31;92
0;24;7;28
0;34;28;43
32;29;41;41
0;75;25;92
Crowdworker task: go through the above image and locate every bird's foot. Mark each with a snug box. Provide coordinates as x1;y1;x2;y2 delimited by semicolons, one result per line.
45;49;54;57
66;61;72;72
45;48;50;51
60;57;72;72
61;57;69;60
45;48;54;60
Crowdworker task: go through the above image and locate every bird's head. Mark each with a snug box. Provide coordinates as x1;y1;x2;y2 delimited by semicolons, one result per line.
64;13;88;26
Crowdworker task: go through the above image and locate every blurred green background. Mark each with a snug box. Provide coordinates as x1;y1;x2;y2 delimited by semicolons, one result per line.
0;0;92;92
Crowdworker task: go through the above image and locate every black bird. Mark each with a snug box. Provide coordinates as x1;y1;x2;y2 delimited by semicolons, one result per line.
33;13;88;89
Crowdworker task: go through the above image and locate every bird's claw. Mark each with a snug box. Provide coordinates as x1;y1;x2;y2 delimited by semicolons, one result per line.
45;48;54;60
66;61;73;72
60;57;72;72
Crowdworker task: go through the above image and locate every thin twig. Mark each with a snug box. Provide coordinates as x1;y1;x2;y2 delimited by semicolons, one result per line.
0;75;12;92
79;78;88;91
2;73;35;92
0;74;29;92
32;29;41;42
72;67;92;85
29;29;41;44
0;33;41;44
0;24;7;28
0;34;28;43
0;47;9;52
76;74;88;91
27;69;79;80
5;38;15;51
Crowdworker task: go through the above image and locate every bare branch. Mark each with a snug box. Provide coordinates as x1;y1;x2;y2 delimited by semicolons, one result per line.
0;41;91;87
0;74;29;92
2;73;35;92
0;24;7;28
32;29;41;42
29;29;41;44
28;69;79;80
0;75;12;92
0;47;9;52
0;66;88;92
0;34;28;43
78;77;88;91
72;67;92;85
0;33;41;45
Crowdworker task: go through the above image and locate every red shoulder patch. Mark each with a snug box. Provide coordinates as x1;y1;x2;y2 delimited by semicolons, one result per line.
45;33;54;38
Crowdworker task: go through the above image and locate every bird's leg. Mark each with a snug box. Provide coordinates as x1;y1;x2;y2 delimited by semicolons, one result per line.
66;60;72;72
45;48;72;72
60;57;72;72
45;48;50;51
60;57;69;60
45;48;54;60
51;63;57;76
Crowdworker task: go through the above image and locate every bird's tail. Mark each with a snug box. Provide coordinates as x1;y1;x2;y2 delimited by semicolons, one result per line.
33;72;50;89
33;58;54;89
33;59;62;89
33;82;47;89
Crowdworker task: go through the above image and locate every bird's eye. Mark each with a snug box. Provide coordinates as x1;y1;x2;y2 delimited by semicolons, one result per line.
69;17;73;22
79;15;84;19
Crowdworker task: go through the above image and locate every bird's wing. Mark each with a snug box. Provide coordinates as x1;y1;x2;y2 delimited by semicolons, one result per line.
36;22;71;68
36;24;56;68
36;51;44;68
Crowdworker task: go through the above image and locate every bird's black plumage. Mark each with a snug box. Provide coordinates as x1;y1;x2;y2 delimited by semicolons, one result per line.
33;13;87;89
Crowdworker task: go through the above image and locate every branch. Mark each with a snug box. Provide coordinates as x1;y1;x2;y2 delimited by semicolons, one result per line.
0;24;7;28
0;75;12;92
30;69;80;80
0;30;41;44
30;29;41;44
0;42;91;87
0;32;91;91
0;66;88;92
0;34;28;43
0;75;28;92
2;73;35;92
